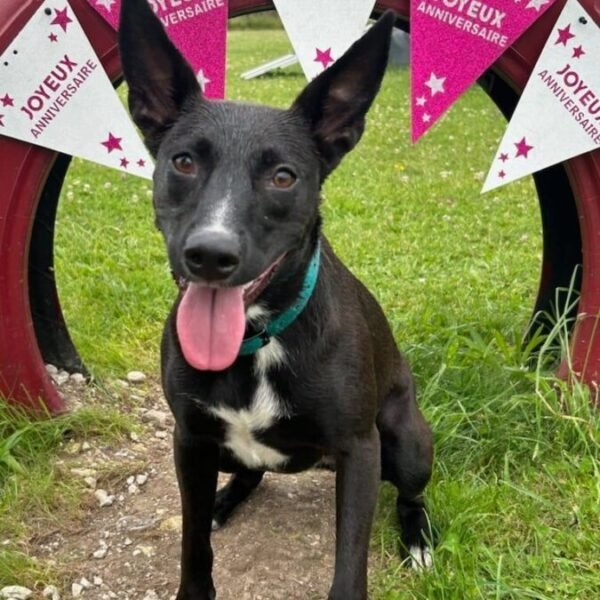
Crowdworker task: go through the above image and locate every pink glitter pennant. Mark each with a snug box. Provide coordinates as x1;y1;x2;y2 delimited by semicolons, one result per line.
87;0;228;99
411;0;558;142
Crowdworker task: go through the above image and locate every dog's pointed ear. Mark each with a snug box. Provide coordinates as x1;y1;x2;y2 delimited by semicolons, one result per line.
291;11;395;176
118;0;201;155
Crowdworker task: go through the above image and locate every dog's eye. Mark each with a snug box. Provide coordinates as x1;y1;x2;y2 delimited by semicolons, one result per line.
172;153;196;175
272;168;297;189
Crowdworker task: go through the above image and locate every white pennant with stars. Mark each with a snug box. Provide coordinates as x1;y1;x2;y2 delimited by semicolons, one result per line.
0;0;153;179
272;0;377;81
483;0;600;193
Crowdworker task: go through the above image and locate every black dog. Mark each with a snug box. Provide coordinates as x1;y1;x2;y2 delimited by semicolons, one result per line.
119;1;433;598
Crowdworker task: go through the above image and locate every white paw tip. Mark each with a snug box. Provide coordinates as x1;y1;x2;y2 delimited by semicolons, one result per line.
211;519;221;531
409;545;433;570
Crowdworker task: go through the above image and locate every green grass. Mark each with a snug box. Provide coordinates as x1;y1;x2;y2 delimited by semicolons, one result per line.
0;400;134;585
1;28;599;596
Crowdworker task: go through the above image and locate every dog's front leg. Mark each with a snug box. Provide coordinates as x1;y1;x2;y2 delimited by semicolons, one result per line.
174;428;219;600
329;428;381;600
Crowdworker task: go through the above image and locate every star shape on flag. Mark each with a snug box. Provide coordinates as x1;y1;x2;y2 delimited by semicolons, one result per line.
101;132;123;153
1;94;14;107
416;96;427;107
137;159;146;167
526;0;549;11
514;137;533;159
196;69;211;92
51;7;73;33
95;0;116;11
498;170;506;179
555;24;575;46
499;153;509;162
422;113;431;123
572;45;585;59
120;157;130;168
314;48;334;70
424;72;446;96
48;32;58;42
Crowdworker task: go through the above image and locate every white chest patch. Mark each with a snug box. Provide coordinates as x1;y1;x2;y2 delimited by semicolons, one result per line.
210;343;288;469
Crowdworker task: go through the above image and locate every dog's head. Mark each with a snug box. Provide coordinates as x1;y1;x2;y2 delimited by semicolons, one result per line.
118;0;394;370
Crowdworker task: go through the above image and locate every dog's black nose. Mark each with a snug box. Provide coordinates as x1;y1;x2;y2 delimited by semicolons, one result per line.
183;230;241;281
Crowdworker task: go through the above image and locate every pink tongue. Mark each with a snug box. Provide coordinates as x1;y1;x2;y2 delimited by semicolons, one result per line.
176;283;246;371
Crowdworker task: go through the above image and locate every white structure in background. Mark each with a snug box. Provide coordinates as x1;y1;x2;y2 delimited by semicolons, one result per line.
241;28;409;80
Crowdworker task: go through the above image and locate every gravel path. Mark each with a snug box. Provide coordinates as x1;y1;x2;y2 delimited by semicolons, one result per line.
29;382;341;600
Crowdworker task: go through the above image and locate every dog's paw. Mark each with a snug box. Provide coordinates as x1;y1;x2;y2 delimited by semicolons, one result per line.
408;545;433;571
211;518;222;531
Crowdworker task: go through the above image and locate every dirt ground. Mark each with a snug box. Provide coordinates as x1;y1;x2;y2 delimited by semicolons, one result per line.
32;380;345;600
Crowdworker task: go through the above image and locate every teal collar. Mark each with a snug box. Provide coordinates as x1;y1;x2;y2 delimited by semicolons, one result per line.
239;242;321;356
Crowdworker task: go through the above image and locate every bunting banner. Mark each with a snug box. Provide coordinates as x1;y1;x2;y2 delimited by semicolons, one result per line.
0;0;153;179
411;0;558;142
272;0;376;81
87;0;228;99
483;0;599;192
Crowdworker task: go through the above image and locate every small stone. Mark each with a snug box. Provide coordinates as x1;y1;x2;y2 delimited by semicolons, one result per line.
123;537;133;546
0;586;33;599
79;578;92;589
42;585;60;600
71;583;82;598
159;516;182;533
126;476;135;486
65;441;81;454
154;431;167;439
70;468;97;478
129;431;140;442
127;484;138;495
70;373;86;384
94;489;115;507
51;371;70;386
84;476;97;489
45;364;58;376
126;371;146;384
141;409;169;428
92;545;108;559
136;473;148;486
133;545;155;558
92;577;103;586
142;591;159;600
81;442;91;451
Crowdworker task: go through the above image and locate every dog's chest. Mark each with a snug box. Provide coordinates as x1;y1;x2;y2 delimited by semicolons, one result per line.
209;340;289;470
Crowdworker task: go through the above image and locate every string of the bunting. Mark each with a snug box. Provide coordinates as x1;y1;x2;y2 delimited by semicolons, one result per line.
0;0;597;189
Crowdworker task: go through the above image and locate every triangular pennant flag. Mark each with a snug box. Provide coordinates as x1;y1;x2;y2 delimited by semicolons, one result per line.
0;0;153;179
411;0;558;142
273;0;376;80
87;0;228;99
483;0;600;192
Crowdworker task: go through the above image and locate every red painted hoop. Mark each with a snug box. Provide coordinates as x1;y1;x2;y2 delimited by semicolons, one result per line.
0;0;599;413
